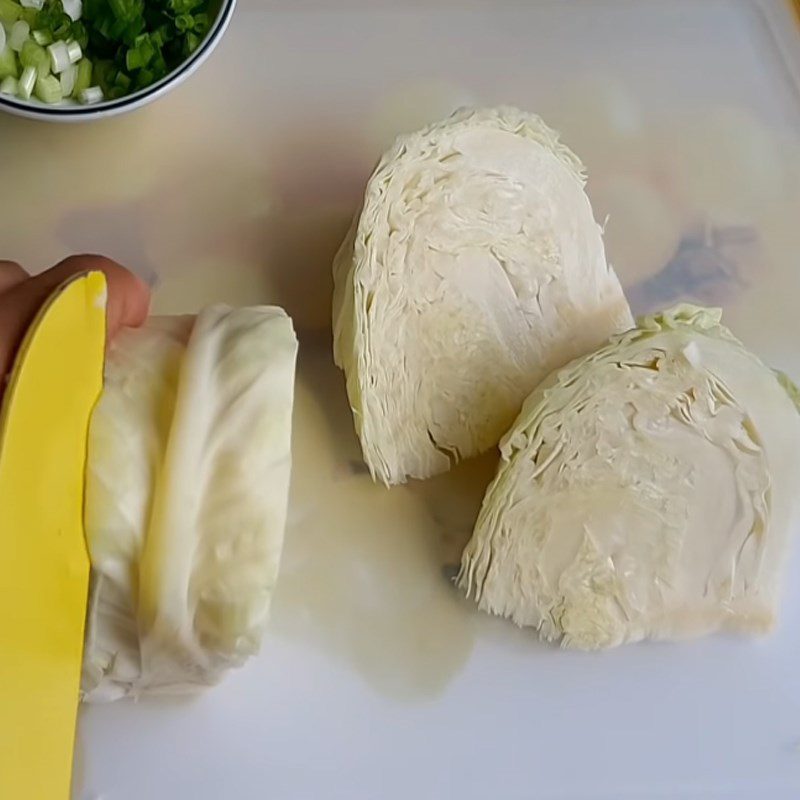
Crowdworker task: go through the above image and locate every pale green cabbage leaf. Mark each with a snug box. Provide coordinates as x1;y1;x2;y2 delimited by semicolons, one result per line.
82;305;298;700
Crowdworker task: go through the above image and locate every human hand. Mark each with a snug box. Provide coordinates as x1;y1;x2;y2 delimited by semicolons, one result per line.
0;255;151;397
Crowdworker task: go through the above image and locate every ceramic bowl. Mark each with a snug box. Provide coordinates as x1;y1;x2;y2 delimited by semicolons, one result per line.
0;0;235;121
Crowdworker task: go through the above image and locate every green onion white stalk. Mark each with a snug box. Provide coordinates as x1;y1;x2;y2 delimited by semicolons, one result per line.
78;84;100;104
59;60;75;95
8;20;27;51
17;63;34;97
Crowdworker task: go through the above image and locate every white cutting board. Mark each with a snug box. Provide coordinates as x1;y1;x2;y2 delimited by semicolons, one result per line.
4;1;800;798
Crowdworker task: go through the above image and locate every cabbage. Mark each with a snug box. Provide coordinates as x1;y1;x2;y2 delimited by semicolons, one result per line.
333;106;632;485
458;305;800;649
82;305;298;700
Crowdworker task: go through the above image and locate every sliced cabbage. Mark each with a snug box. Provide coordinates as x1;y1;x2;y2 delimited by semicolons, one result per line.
458;305;800;649
333;106;633;485
82;305;298;700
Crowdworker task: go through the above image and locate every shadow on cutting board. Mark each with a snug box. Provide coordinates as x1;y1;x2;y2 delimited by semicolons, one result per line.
271;341;485;701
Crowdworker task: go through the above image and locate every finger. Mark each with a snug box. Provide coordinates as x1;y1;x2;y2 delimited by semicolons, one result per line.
28;255;151;337
0;261;29;295
0;255;151;381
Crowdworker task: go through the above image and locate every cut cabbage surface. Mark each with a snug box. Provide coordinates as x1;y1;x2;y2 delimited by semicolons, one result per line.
82;305;298;701
458;305;800;649
333;106;633;485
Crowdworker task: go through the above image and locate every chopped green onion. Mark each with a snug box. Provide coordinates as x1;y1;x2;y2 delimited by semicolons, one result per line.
72;53;90;92
107;0;134;22
77;83;100;103
9;19;29;50
0;45;18;79
70;20;87;48
17;63;35;97
183;30;198;55
0;23;5;53
20;0;43;9
151;24;172;47
32;28;52;45
0;75;17;94
92;56;112;89
124;47;140;69
61;0;80;21
0;0;23;23
20;38;49;76
33;0;74;41
132;65;150;88
47;39;70;72
168;0;202;13
59;59;75;94
34;71;60;101
66;38;79;61
192;12;207;34
125;32;154;70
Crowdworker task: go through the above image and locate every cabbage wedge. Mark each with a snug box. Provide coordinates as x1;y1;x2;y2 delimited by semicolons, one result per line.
333;106;632;485
459;306;800;649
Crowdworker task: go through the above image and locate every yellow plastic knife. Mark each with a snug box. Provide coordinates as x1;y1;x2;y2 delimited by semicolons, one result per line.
0;272;107;800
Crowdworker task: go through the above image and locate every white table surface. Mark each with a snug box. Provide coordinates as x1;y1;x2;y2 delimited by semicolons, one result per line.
3;1;800;798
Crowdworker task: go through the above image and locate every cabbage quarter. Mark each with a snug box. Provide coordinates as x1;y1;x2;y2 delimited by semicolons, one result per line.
333;107;633;485
459;306;800;649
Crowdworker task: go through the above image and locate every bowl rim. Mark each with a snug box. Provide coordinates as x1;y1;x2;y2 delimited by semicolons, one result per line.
0;0;236;119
